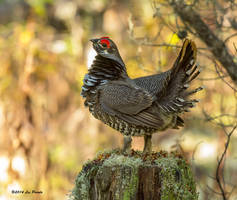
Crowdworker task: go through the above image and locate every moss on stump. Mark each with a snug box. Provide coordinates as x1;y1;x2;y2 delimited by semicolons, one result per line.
70;149;198;200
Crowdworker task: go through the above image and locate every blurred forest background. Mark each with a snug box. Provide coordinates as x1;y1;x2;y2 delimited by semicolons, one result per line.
0;0;237;199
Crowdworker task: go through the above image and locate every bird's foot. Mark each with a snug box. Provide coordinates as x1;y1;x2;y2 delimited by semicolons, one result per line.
143;135;152;153
123;135;132;154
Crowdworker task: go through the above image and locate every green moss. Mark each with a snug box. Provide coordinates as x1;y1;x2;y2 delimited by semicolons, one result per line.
154;156;198;200
102;154;141;200
103;154;143;167
70;162;100;200
122;166;139;200
70;150;198;200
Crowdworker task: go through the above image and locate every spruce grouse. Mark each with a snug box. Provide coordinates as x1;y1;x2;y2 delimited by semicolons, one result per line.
81;37;202;153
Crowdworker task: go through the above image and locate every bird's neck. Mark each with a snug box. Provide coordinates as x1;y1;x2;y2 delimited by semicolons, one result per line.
88;55;128;81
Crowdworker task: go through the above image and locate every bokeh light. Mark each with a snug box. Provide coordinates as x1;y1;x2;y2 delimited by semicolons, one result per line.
7;181;22;193
12;156;26;176
196;142;217;161
0;156;9;183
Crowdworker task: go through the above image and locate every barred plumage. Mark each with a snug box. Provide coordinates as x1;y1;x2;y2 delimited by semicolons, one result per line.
81;37;202;153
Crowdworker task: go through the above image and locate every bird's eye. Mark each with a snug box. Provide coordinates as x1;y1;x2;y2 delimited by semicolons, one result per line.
101;43;107;48
100;39;110;48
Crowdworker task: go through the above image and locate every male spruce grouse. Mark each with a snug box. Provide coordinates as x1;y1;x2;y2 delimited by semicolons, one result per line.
81;37;203;153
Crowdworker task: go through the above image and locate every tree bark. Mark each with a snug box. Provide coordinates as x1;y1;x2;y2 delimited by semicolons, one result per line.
171;0;237;85
70;150;198;200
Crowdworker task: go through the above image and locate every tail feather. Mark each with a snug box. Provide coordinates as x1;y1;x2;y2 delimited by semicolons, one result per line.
186;68;201;84
186;86;204;96
158;39;203;114
186;65;197;76
172;39;197;73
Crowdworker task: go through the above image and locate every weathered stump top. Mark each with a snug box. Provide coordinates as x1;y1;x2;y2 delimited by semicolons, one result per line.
70;149;198;200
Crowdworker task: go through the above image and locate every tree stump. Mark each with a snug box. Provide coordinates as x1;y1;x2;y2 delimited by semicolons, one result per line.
70;149;198;200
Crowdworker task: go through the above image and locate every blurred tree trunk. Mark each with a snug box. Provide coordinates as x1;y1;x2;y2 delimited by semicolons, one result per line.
70;150;198;200
170;0;237;85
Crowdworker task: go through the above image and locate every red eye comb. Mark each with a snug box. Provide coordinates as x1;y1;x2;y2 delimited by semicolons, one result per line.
100;37;110;48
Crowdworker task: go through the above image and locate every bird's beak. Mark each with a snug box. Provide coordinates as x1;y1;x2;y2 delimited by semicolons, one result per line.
90;38;99;43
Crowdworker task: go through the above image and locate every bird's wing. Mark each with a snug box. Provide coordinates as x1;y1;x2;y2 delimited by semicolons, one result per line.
133;71;171;96
99;81;164;128
154;39;203;114
99;81;153;115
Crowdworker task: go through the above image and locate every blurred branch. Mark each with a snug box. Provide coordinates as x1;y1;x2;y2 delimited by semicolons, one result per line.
198;75;228;81
170;0;237;85
224;32;237;43
202;110;235;128
215;125;236;200
205;114;237;122
213;61;237;92
234;43;237;53
140;42;208;50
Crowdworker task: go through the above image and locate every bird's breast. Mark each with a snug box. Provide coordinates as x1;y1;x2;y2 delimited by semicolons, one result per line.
81;73;109;113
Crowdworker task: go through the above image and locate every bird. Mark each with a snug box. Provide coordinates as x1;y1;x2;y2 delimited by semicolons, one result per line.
81;37;203;153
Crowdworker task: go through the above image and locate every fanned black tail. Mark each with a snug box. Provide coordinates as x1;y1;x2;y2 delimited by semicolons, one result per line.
172;39;203;112
158;39;203;116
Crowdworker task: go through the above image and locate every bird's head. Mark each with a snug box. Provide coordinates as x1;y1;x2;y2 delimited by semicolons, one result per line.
90;37;125;67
